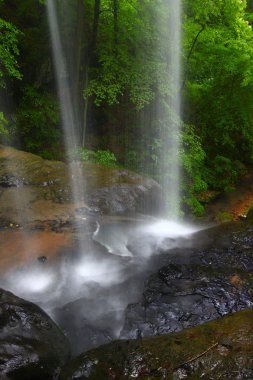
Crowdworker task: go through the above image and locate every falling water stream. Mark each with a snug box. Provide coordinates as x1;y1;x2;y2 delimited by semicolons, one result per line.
158;0;182;218
46;0;86;219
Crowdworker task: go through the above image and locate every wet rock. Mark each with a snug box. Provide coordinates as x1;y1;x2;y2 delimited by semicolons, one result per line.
89;181;164;216
120;223;253;340
0;174;25;187
0;145;164;227
53;301;114;356
37;255;47;263
0;288;70;379
0;228;73;273
59;310;253;379
52;271;145;356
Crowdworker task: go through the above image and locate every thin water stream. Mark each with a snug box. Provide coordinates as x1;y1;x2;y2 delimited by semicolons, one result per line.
46;0;89;260
157;0;182;218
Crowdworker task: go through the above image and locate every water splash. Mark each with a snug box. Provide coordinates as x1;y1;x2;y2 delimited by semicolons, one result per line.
143;219;197;238
94;217;198;259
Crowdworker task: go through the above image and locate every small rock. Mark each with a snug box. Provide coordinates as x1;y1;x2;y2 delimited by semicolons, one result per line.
37;256;47;263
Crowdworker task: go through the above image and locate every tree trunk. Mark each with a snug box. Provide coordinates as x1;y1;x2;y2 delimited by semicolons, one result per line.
113;0;119;48
82;67;89;147
73;0;85;141
81;0;101;146
90;0;100;64
181;25;205;91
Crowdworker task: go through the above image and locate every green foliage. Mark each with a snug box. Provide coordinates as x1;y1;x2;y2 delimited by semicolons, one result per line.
0;17;22;86
207;156;245;191
183;0;253;210
216;211;233;223
180;124;207;215
73;147;117;167
85;0;172;110
95;149;117;166
0;112;9;142
15;87;61;159
73;147;95;162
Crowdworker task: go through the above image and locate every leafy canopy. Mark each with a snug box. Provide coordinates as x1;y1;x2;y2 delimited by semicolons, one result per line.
0;16;22;86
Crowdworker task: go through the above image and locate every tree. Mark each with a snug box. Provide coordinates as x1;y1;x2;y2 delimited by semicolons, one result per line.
0;18;22;86
183;0;253;194
0;0;22;141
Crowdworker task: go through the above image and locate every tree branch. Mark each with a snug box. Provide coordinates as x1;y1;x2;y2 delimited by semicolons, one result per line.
181;24;205;91
174;342;218;370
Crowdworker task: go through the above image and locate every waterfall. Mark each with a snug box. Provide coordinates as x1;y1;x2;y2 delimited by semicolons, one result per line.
0;1;204;357
46;0;86;225
158;0;182;218
46;0;77;154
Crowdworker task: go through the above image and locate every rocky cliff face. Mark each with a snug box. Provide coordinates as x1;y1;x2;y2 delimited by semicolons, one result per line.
0;145;164;228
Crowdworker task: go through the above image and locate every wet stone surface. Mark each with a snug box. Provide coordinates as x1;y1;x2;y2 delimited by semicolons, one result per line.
0;145;164;227
48;220;253;359
0;174;26;187
120;222;253;340
0;288;70;379
59;310;253;379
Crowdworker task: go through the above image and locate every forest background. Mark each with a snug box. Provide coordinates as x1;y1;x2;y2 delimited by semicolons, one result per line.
0;0;253;216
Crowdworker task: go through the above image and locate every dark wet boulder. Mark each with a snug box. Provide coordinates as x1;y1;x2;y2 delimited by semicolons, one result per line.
59;310;253;379
0;288;70;379
85;168;164;216
120;222;253;340
120;262;253;339
53;302;114;356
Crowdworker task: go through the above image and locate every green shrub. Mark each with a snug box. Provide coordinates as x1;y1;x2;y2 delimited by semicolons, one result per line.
15;86;61;159
206;156;245;191
216;211;233;223
95;150;117;166
180;124;207;215
0;112;9;143
74;148;96;162
73;147;117;167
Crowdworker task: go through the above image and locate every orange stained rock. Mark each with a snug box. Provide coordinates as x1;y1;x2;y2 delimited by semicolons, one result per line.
205;171;253;221
0;229;72;272
229;274;243;286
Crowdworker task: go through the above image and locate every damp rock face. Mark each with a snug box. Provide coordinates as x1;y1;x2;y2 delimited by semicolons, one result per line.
59;309;253;379
120;222;253;340
0;288;70;380
0;145;163;227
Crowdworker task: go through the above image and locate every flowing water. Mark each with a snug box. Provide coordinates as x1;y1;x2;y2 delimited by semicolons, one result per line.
46;0;89;258
158;0;182;218
46;0;86;209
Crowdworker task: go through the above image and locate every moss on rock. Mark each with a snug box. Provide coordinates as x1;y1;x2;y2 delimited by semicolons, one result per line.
60;310;253;379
